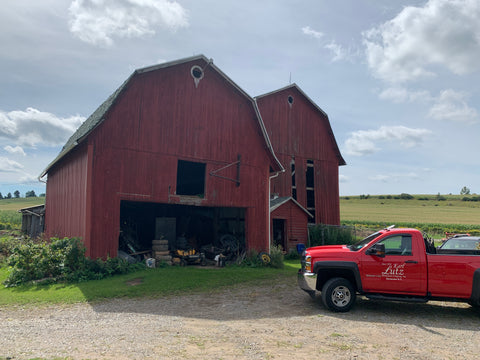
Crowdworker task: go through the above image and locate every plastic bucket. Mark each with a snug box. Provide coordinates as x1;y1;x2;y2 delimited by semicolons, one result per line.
296;243;306;254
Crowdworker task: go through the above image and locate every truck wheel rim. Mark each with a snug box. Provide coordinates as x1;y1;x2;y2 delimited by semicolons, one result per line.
331;285;351;307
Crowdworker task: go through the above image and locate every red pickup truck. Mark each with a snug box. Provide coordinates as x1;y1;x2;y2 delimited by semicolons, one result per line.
298;226;480;312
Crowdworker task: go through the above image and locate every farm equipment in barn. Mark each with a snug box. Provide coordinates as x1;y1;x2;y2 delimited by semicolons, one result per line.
171;248;206;266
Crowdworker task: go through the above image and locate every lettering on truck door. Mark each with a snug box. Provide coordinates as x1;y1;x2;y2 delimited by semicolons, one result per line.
361;234;427;295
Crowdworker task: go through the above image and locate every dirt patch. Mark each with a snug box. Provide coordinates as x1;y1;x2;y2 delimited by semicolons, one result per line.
1;276;479;359
125;277;144;286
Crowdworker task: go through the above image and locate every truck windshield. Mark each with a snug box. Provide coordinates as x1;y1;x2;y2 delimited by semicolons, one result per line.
348;231;381;251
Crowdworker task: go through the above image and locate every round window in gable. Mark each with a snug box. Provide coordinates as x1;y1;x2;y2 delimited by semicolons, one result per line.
191;65;204;80
191;65;204;88
287;95;294;106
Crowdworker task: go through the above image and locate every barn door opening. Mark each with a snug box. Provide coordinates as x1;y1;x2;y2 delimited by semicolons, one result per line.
119;201;246;262
272;219;286;250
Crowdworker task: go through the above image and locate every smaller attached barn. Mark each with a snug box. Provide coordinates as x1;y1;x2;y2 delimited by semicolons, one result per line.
270;196;312;253
257;84;346;226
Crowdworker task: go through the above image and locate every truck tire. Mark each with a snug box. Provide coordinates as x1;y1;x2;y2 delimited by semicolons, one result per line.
321;277;356;312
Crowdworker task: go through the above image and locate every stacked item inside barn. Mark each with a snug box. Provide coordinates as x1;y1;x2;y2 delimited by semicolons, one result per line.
152;239;171;263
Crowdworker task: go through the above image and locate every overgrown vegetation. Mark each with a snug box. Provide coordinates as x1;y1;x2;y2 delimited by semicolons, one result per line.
3;237;143;287
0;211;21;230
309;224;356;247
239;245;284;269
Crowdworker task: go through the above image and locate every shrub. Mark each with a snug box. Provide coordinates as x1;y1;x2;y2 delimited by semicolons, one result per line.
3;237;143;287
0;233;24;259
462;196;480;202
239;249;263;267
284;249;300;260
400;193;414;200
269;245;284;269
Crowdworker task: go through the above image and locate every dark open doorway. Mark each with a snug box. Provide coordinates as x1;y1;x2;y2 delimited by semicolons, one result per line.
272;218;286;249
119;201;245;259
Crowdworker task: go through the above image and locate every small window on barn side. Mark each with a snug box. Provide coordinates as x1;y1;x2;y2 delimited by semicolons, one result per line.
176;160;206;197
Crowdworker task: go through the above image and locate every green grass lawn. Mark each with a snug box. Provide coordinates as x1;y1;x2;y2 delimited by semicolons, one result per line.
0;260;300;306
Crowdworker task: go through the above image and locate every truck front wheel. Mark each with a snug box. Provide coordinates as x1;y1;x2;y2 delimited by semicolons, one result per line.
321;277;356;312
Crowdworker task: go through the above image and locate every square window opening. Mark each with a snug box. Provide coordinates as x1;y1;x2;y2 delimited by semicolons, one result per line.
176;160;206;197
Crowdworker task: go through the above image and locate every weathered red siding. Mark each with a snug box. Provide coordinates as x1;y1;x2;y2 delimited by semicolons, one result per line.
271;201;309;251
45;142;88;240
257;86;343;225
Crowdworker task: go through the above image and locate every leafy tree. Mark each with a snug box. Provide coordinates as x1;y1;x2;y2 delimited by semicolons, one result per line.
460;186;471;195
25;190;37;198
6;192;12;199
0;192;3;199
13;190;20;198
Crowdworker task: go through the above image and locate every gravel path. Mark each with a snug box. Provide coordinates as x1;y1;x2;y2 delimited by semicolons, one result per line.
1;276;479;360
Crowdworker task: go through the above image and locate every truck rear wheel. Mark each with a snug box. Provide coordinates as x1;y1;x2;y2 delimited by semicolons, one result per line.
321;277;356;312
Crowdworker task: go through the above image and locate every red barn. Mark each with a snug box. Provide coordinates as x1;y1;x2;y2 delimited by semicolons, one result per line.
257;85;346;226
41;55;283;259
41;55;345;259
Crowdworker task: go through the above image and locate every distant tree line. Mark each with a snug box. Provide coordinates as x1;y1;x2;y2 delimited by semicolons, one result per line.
0;190;45;199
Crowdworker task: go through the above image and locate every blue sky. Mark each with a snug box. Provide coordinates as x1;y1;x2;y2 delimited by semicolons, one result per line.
1;0;479;196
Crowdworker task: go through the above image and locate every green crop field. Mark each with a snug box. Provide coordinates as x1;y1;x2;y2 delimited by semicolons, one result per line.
340;194;480;225
0;197;45;212
0;197;45;229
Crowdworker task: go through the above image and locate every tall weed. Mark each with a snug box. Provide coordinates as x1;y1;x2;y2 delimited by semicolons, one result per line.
309;224;356;247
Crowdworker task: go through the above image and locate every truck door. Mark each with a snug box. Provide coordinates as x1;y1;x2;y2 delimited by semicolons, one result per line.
361;234;427;295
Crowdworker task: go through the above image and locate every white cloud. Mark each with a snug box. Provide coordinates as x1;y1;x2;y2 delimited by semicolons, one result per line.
0;108;85;147
301;26;324;39
4;145;26;156
68;0;189;47
324;41;347;62
428;89;479;123
363;0;480;83
369;172;420;183
344;125;431;156
379;87;432;104
339;174;348;183
0;157;24;173
18;173;40;184
302;26;354;62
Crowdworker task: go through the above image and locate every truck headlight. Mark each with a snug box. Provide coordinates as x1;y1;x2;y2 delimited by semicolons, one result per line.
305;255;312;272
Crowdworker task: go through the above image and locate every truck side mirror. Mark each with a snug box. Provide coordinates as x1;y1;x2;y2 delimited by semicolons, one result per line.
366;243;385;258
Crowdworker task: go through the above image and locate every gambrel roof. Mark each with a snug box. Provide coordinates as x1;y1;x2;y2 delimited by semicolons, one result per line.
255;84;346;166
40;55;284;178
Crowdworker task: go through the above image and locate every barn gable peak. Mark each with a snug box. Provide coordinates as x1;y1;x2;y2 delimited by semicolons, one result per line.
40;54;284;178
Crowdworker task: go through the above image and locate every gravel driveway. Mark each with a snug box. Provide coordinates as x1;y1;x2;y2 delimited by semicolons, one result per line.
1;274;479;360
